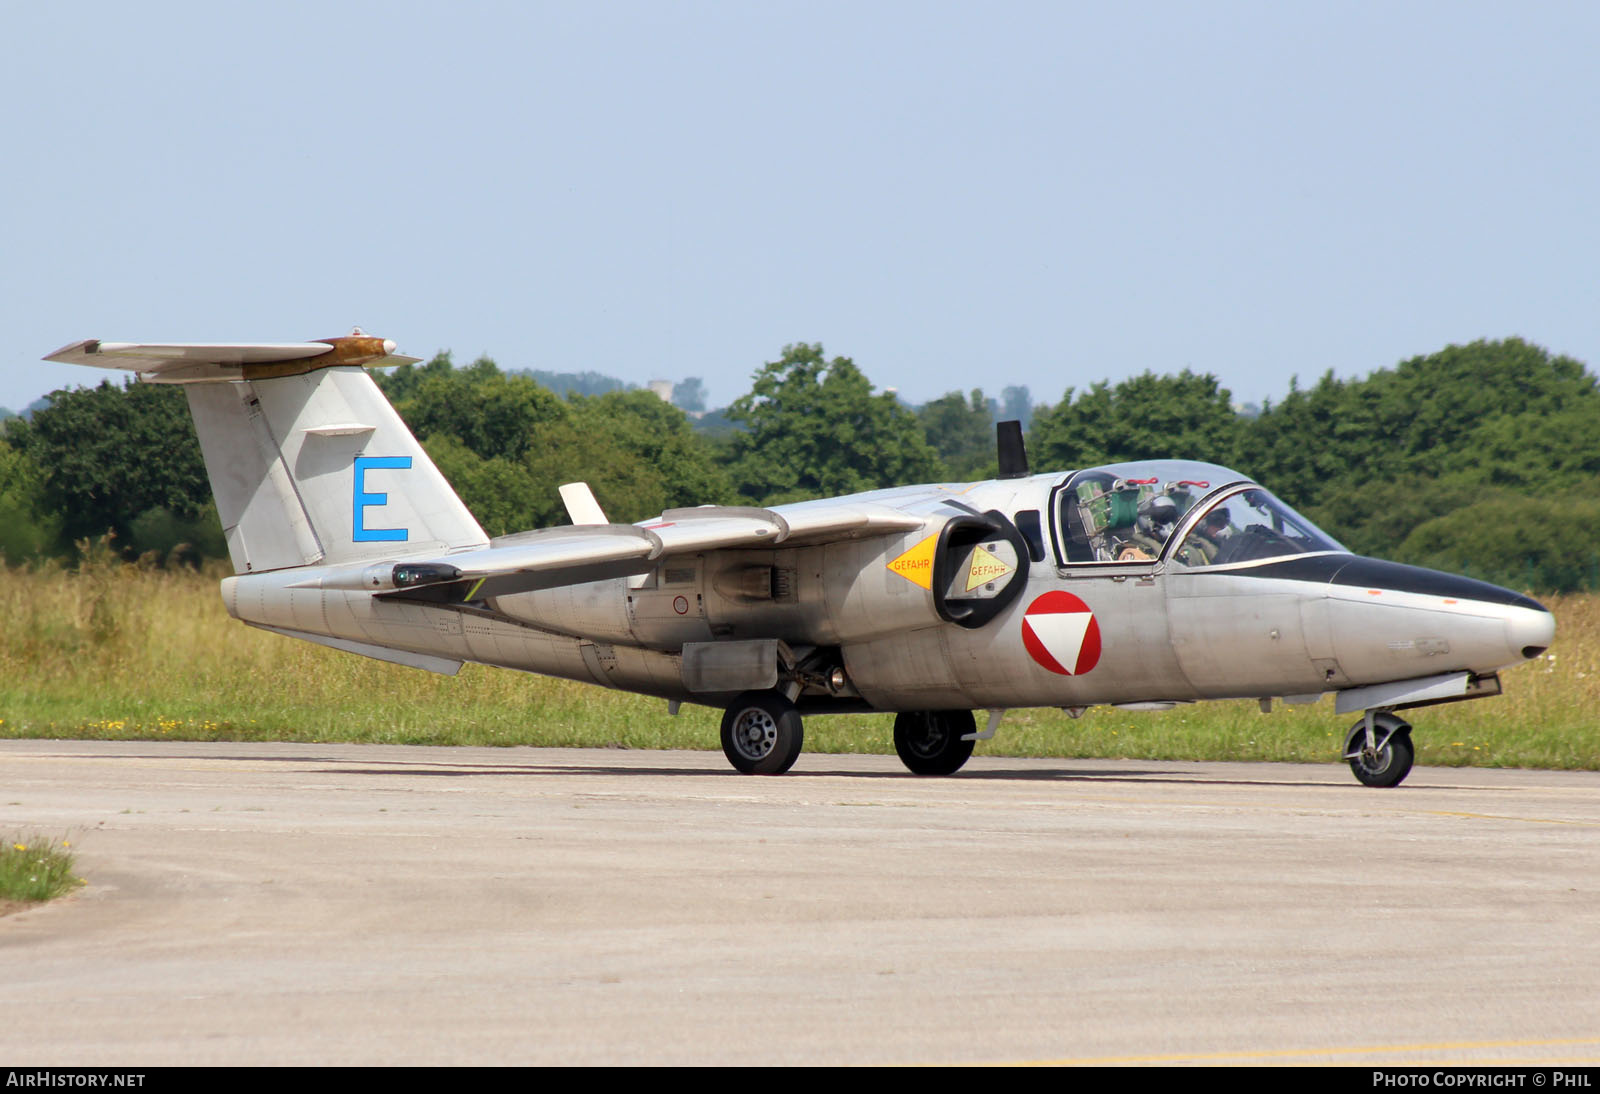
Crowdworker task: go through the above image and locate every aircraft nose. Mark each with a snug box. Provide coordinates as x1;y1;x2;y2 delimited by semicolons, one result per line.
1508;600;1556;660
1316;556;1557;677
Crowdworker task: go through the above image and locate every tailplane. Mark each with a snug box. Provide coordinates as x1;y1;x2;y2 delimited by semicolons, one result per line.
44;333;489;573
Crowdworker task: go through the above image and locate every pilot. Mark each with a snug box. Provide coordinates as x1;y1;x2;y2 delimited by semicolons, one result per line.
1182;507;1233;565
1127;494;1179;558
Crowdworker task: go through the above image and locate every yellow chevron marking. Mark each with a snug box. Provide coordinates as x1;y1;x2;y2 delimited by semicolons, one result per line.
886;534;939;590
964;545;1014;592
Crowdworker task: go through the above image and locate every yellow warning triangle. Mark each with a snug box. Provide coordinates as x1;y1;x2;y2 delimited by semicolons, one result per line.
965;545;1014;592
886;533;939;590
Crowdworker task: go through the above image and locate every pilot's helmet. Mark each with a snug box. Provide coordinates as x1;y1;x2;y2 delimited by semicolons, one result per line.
1138;494;1178;524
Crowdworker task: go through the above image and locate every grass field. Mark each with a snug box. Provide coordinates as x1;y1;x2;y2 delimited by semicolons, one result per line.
2;558;1595;770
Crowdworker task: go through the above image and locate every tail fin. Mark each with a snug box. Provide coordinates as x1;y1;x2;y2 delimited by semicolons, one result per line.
44;334;489;573
185;366;489;572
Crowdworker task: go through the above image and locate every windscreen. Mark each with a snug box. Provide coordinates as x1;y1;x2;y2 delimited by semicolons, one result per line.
1169;487;1346;568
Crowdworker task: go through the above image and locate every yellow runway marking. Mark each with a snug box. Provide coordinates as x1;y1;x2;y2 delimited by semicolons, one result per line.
1423;809;1600;826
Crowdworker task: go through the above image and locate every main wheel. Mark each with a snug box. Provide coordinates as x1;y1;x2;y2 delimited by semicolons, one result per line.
1344;713;1415;788
893;710;977;776
720;691;804;775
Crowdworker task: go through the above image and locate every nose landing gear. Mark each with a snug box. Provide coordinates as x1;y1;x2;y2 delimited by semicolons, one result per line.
1343;712;1414;788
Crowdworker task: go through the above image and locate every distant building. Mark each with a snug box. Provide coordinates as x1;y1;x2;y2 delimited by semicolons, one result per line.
648;379;674;403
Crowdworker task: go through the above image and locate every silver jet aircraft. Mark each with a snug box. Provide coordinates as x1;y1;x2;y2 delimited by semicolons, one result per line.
45;333;1556;787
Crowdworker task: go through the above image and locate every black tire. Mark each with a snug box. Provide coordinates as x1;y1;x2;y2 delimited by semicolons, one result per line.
720;691;804;775
1344;713;1415;788
893;710;977;776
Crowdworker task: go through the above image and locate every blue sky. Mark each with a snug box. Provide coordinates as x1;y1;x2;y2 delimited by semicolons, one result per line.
4;1;1596;414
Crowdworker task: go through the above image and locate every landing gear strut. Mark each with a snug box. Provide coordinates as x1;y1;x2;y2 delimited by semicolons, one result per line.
720;690;804;775
1343;712;1414;788
893;710;976;776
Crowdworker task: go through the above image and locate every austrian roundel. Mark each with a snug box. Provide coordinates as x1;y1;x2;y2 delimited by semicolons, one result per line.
1020;591;1102;676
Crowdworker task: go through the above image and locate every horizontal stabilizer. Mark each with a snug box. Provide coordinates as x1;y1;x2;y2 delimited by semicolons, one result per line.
44;335;420;383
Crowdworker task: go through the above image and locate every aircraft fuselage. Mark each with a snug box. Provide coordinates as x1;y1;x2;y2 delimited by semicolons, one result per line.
222;466;1553;721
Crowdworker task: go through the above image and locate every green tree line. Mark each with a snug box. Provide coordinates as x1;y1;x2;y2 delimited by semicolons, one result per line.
2;337;1595;592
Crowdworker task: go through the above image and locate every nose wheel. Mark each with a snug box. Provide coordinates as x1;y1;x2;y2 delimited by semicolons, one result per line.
1343;712;1414;788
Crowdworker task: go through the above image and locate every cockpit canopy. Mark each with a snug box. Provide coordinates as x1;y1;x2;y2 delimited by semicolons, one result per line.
1051;460;1345;567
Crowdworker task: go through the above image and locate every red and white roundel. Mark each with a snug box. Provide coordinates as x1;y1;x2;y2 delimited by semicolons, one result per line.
1021;591;1102;676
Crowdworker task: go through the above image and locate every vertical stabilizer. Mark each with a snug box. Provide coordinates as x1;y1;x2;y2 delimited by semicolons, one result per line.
186;382;324;572
196;366;488;573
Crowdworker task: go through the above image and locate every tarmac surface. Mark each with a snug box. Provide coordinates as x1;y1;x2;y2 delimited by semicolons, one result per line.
1;739;1597;1066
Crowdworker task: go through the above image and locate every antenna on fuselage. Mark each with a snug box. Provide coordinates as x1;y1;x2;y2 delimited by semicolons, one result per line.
996;420;1029;479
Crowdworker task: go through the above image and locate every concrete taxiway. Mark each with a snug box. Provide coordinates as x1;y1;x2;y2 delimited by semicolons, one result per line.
1;740;1597;1066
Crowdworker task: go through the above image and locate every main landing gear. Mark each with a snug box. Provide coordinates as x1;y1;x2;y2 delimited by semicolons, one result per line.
1343;711;1415;788
720;691;805;775
718;691;977;777
893;710;976;775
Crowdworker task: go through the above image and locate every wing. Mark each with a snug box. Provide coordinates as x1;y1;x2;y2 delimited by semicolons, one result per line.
301;502;926;602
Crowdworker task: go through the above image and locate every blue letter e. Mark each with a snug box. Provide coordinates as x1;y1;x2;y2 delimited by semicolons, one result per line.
353;456;412;542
